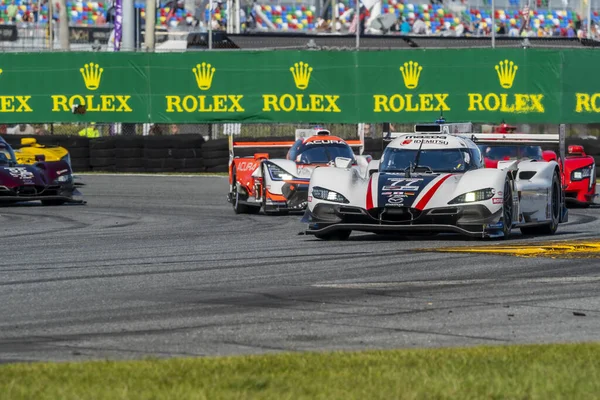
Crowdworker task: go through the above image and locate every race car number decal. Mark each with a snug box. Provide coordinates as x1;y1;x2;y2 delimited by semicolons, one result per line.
382;178;423;192
5;167;34;180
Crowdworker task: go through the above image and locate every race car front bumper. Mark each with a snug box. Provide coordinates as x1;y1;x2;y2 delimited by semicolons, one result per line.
565;178;596;206
303;203;504;238
0;185;85;204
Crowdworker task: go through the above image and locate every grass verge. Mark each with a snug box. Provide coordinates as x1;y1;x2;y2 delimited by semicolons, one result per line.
2;343;600;399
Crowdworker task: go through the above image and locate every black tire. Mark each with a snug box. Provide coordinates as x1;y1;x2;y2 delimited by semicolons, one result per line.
171;148;202;159
315;230;352;241
202;149;229;160
182;158;205;169
41;199;66;206
89;157;115;168
143;148;173;159
231;166;259;214
114;136;144;148
89;137;115;150
68;147;90;159
115;148;144;158
202;138;228;151
144;137;177;149
90;149;116;158
204;158;228;169
520;172;561;236
116;158;144;168
501;175;514;239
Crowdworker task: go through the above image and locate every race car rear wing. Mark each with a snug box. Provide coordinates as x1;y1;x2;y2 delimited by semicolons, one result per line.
457;125;567;174
228;129;365;159
456;133;561;145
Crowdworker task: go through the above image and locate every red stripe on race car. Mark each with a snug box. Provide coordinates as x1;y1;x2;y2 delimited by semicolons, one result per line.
366;176;374;209
414;174;453;211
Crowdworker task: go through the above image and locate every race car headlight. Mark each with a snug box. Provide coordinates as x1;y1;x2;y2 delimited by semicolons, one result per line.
61;153;71;166
56;174;72;183
266;163;293;181
449;188;495;204
311;186;349;203
571;165;593;181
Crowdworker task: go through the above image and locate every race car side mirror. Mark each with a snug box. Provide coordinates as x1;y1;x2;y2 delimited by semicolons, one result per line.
21;138;36;146
334;157;353;169
542;150;557;162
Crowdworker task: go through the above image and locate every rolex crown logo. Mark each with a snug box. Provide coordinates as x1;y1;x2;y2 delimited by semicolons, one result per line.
290;62;313;90
399;61;422;90
80;62;104;91
192;62;216;91
495;59;518;89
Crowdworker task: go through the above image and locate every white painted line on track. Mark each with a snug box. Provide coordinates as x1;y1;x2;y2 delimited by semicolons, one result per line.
75;173;228;178
314;276;600;289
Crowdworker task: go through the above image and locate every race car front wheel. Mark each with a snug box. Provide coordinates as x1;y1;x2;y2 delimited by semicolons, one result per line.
231;166;260;215
520;171;560;236
500;175;513;239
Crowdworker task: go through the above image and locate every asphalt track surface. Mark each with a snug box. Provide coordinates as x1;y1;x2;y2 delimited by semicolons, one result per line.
1;175;600;363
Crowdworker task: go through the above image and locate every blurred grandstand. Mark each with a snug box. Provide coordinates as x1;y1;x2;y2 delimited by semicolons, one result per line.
0;0;597;52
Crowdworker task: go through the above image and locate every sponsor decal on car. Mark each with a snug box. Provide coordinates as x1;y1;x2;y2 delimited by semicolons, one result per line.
5;167;34;180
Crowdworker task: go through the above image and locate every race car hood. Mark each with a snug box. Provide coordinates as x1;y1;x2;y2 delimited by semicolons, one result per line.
564;155;595;171
0;165;48;187
15;146;68;164
375;173;447;209
371;170;509;210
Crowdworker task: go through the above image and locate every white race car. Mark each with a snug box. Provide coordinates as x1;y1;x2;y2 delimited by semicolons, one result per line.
302;123;568;240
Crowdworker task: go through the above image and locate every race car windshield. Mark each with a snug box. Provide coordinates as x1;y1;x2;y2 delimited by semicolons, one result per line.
296;144;355;164
380;148;478;173
0;144;16;166
479;145;543;161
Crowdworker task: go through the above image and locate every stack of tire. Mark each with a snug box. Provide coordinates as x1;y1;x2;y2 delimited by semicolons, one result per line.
143;134;205;173
114;136;145;173
89;137;116;172
60;136;90;172
201;138;229;173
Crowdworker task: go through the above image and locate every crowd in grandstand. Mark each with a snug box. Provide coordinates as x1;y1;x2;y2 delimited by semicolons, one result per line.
0;0;598;39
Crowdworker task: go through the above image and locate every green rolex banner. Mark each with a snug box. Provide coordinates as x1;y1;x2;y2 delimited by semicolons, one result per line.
0;49;597;124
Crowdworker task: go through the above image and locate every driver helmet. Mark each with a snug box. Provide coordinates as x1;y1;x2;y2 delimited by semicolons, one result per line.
444;150;465;169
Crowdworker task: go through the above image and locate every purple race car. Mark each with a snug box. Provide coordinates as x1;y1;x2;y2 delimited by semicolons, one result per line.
0;136;84;205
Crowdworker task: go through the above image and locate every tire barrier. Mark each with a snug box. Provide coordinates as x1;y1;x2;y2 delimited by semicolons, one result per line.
1;134;599;175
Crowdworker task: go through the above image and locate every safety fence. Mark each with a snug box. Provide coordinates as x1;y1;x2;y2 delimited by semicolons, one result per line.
3;134;600;175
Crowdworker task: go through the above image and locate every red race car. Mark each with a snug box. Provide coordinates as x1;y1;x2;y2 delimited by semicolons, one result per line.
227;127;371;215
480;123;596;207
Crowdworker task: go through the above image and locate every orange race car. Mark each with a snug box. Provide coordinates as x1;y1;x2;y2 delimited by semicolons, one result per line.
227;127;372;215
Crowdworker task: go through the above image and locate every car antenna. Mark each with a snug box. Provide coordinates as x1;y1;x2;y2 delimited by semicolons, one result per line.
411;135;426;175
